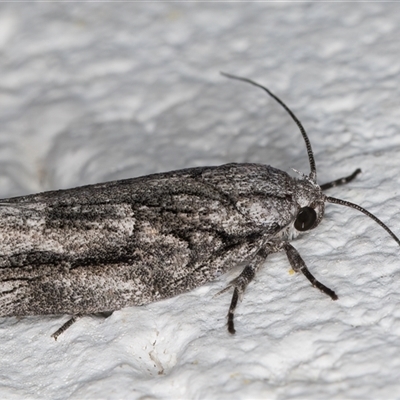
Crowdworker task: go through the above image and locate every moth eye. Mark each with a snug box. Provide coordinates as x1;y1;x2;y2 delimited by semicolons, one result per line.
294;207;317;231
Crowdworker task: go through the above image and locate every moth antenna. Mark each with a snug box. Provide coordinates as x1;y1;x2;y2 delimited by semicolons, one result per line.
326;196;400;247
221;72;317;182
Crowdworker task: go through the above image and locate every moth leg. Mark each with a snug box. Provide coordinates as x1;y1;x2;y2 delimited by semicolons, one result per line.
226;265;255;334
320;168;361;191
219;249;268;334
51;314;82;341
283;242;338;300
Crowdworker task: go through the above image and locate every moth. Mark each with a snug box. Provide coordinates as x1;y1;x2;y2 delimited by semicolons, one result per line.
0;73;399;340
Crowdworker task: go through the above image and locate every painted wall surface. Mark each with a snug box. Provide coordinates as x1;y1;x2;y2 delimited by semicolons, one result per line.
0;3;400;399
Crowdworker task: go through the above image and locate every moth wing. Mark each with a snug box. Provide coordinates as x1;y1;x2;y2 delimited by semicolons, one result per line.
0;164;294;315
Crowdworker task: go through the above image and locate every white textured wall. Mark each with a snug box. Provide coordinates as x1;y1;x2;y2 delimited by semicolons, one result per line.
1;3;400;399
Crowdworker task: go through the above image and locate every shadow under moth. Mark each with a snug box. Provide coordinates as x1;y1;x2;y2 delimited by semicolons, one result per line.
1;73;399;340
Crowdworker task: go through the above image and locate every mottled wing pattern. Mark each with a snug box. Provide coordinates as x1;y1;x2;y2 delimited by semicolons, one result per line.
0;163;296;316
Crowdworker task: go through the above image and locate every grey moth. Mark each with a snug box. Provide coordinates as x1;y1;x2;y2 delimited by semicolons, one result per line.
0;73;398;340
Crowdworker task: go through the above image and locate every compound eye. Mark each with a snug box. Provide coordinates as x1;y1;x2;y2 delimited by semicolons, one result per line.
294;207;317;231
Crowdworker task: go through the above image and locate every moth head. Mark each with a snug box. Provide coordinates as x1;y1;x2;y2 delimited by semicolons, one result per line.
293;177;325;233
